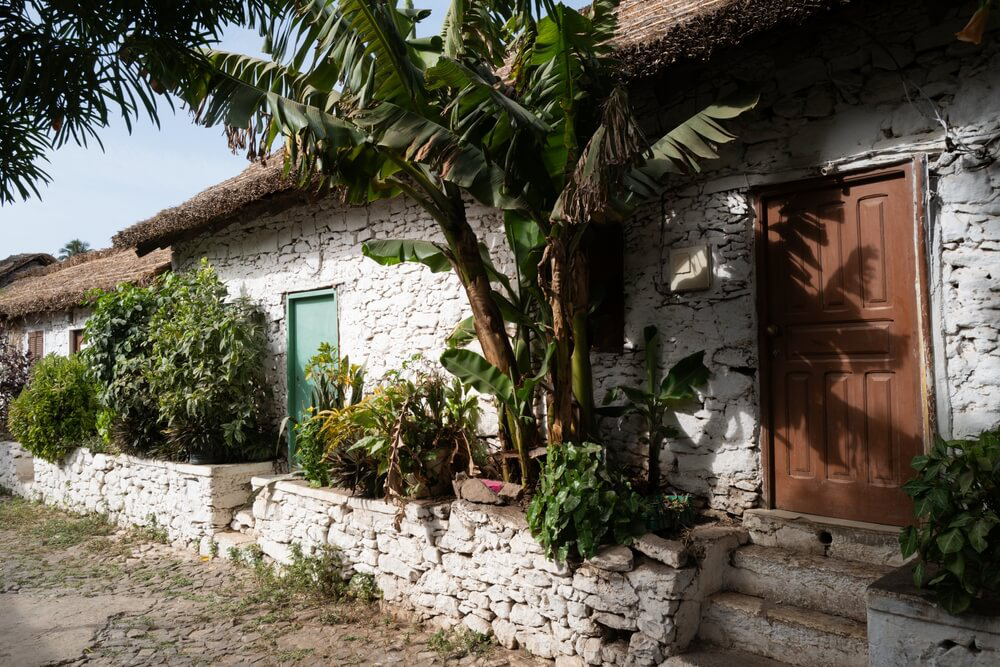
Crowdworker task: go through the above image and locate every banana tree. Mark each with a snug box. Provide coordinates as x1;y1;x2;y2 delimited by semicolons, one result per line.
597;326;710;492
171;0;756;481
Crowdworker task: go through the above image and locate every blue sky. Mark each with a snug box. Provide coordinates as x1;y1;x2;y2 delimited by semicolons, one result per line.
0;1;465;256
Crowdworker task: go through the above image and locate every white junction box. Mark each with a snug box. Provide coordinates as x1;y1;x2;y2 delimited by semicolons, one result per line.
669;245;712;292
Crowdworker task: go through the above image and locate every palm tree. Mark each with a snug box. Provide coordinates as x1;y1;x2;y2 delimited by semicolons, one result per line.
174;0;755;480
58;239;91;259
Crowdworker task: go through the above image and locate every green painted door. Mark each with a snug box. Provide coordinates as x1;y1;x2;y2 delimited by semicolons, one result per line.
286;288;338;462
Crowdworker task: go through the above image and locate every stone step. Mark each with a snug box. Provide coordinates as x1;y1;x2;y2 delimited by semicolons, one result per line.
699;592;868;667
212;530;258;560
663;644;793;666
743;508;905;566
726;545;893;622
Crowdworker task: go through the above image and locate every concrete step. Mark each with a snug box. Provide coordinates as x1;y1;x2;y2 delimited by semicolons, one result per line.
663;644;793;666
726;545;893;622
743;508;905;566
699;592;868;667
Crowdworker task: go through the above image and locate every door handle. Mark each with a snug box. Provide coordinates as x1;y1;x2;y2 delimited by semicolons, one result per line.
766;324;781;337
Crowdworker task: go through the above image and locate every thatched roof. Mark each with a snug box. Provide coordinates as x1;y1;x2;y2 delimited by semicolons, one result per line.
115;0;848;255
615;0;847;79
0;248;172;318
0;253;56;287
113;157;305;255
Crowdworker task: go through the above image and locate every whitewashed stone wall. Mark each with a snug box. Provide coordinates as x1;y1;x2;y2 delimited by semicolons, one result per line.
14;307;90;358
244;476;743;666
0;441;273;550
173;197;511;430
173;0;1000;515
598;0;1000;512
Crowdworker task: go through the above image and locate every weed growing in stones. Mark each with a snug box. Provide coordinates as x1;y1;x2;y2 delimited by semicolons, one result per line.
346;572;379;603
428;627;494;659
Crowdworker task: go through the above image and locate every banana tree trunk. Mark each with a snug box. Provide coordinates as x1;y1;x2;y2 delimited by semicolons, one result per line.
571;248;595;440
439;194;538;480
547;234;576;444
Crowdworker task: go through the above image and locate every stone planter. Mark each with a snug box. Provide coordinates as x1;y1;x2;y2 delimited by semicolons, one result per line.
0;441;275;551
246;476;745;666
867;565;1000;666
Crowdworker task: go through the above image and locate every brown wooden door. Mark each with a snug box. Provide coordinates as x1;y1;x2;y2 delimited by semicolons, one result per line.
762;168;925;526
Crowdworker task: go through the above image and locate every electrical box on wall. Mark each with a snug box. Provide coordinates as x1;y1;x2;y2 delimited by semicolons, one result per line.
669;245;712;292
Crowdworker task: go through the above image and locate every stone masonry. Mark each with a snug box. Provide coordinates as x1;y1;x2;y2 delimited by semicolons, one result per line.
243;476;745;667
0;442;274;550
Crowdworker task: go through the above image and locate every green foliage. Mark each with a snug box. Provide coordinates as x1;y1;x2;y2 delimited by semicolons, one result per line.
305;343;366;412
146;261;272;462
322;357;485;498
0;0;273;203
900;431;1000;615
429;627;494;659
8;355;98;463
58;239;91;259
295;416;329;488
83;261;273;463
598;327;709;491
527;442;647;562
83;281;163;455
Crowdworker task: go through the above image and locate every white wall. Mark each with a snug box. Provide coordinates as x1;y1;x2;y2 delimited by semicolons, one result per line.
16;308;89;359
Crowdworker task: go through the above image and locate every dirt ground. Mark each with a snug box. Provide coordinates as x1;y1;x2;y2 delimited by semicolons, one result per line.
0;493;548;667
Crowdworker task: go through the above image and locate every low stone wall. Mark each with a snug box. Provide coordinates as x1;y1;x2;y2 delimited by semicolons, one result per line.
867;567;1000;667
0;441;274;550
245;476;743;666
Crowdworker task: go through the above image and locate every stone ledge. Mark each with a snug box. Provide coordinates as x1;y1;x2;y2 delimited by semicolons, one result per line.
867;565;1000;667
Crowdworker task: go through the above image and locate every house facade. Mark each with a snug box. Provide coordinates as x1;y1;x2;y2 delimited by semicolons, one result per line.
0;248;172;359
114;0;999;531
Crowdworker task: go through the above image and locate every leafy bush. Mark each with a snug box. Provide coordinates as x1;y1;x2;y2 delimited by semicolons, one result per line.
293;345;366;487
0;326;31;435
83;282;163;454
305;343;365;412
900;432;1000;615
527;442;648;562
321;358;485;498
295;416;329;488
145;263;271;462
8;355;98;462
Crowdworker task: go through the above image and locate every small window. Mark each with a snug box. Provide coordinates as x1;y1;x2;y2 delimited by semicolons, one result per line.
27;331;44;362
587;224;625;352
70;329;85;354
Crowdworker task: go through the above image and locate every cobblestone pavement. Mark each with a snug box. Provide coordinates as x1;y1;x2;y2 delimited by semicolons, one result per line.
0;494;548;667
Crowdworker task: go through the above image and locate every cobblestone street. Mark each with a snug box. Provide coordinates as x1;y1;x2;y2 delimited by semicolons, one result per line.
0;494;546;667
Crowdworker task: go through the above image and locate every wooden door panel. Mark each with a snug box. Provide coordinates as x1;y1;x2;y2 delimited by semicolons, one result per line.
764;169;924;526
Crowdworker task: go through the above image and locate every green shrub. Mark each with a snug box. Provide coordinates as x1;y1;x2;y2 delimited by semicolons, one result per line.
82;282;163;454
292;345;366;487
527;442;647;562
295;416;329;488
323;358;485;498
146;262;272;462
900;431;1000;615
8;354;98;462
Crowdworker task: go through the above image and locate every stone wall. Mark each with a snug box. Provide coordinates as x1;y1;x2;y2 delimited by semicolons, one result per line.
0;441;274;550
13;307;90;358
243;476;744;667
172;0;1000;516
